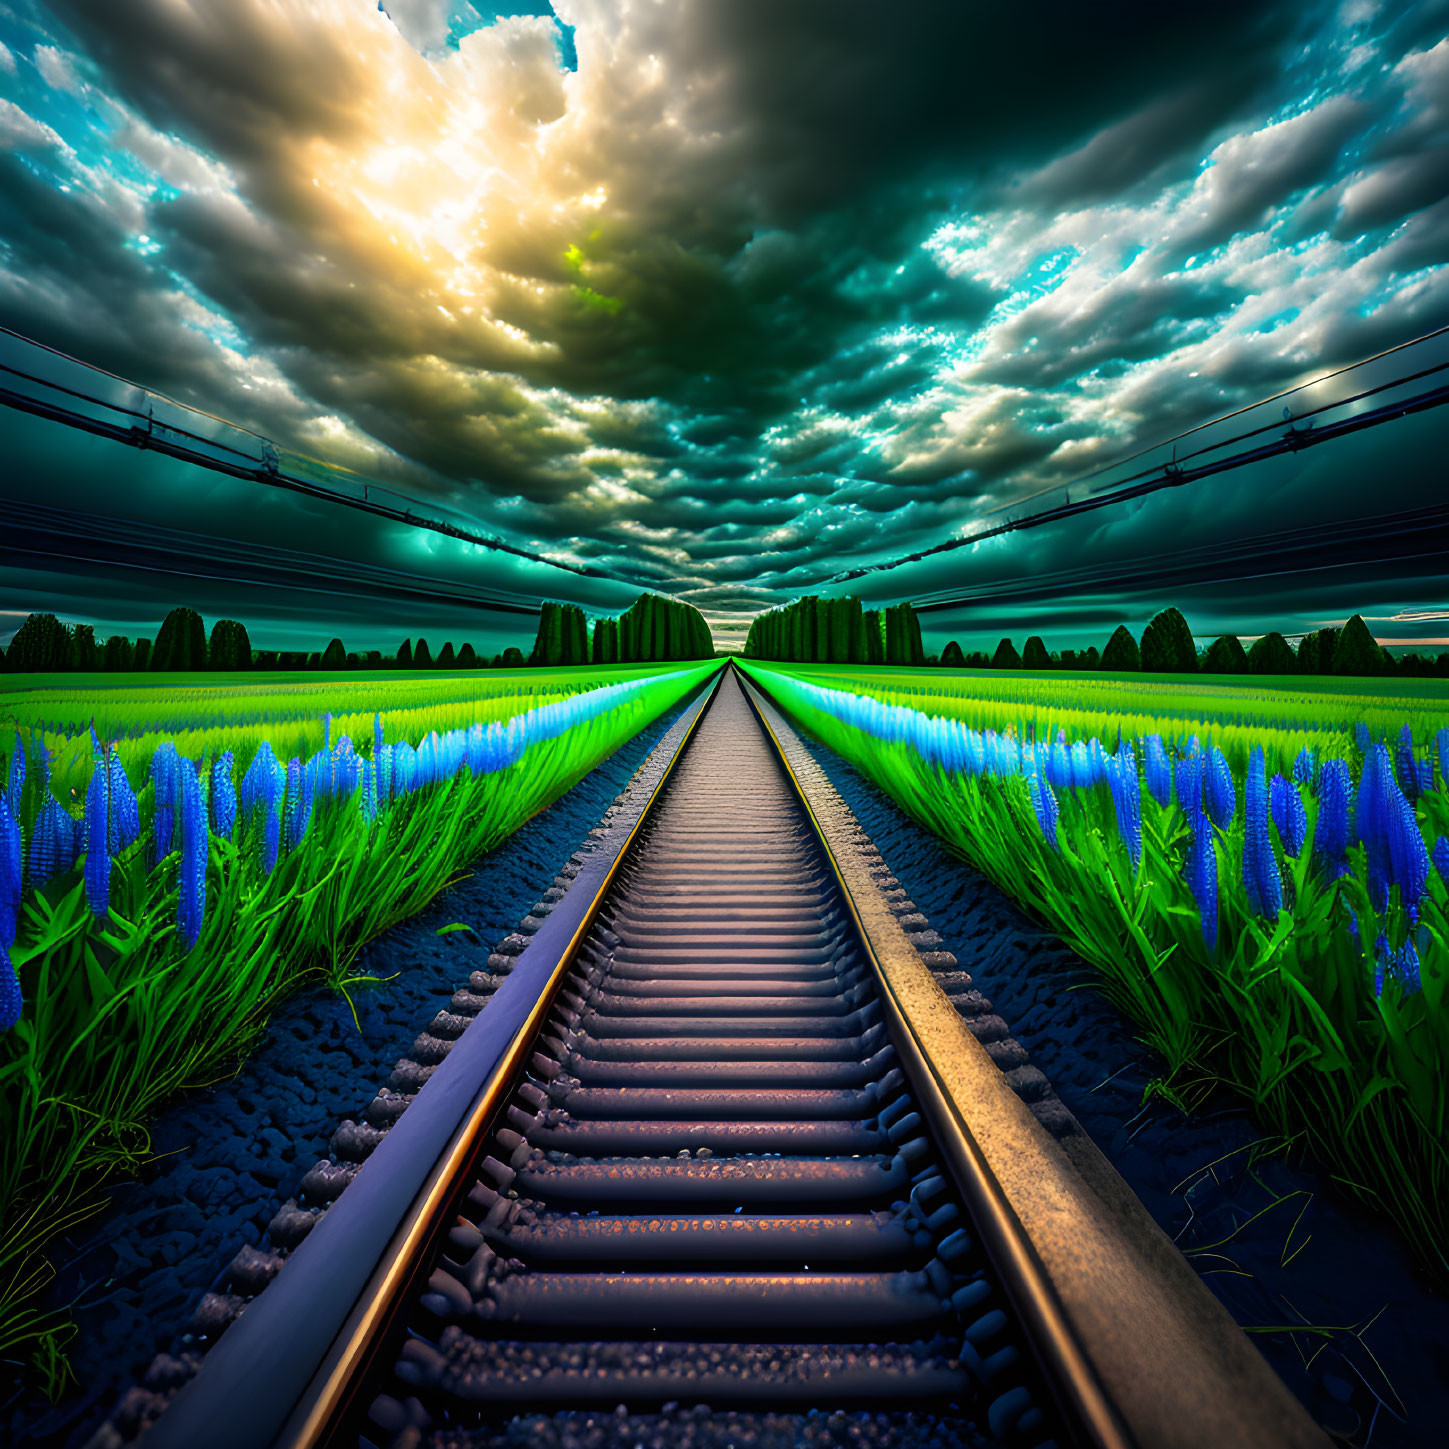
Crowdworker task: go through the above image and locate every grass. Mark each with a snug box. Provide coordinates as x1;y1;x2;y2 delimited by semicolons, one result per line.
0;662;718;1388
741;660;1449;1287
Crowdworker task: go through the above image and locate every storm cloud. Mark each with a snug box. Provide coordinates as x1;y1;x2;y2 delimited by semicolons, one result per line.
1;0;1446;644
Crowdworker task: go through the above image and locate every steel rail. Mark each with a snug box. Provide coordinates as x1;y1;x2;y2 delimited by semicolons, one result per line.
141;668;724;1449
735;672;1128;1449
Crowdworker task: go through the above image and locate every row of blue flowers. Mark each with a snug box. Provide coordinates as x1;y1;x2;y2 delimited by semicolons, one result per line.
781;678;1449;994
0;670;695;1032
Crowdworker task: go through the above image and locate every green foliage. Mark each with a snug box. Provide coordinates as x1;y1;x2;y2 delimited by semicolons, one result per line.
321;637;348;670
151;608;208;672
209;620;252;671
940;640;965;667
1334;614;1384;676
457;643;478;668
1247;632;1297;675
6;615;74;672
1022;636;1051;670
132;639;152;672
501;647;525;667
992;637;1022;669
413;638;433;669
101;636;134;673
1298;628;1339;675
1202;634;1248;674
1101;624;1141;671
70;626;100;672
1139;608;1197;672
396;638;413;669
436;642;456;670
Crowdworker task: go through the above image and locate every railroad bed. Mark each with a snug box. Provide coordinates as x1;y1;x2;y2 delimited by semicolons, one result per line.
130;668;1331;1449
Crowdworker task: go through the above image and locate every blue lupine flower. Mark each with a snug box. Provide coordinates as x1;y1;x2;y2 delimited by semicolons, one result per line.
373;712;384;764
1242;747;1282;920
1386;789;1429;920
1027;770;1059;849
28;794;77;888
83;759;111;919
177;756;206;950
1373;932;1391;996
1107;746;1142;872
0;946;19;1033
1275;777;1307;857
1204;747;1235;828
1143;736;1171;809
1355;721;1371;755
106;752;140;854
283;757;313;850
210;752;237;842
1395;725;1420;803
6;730;24;818
150;744;181;863
1393;939;1423;996
0;795;21;949
1417;760;1434;796
1184;809;1218;949
1434;836;1449;889
1356;745;1393;912
1291;747;1316;790
1175;753;1204;821
1437;728;1448;791
0;797;20;1030
1313;758;1353;879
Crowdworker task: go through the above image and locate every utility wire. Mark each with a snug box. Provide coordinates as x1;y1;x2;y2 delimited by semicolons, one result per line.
829;336;1449;584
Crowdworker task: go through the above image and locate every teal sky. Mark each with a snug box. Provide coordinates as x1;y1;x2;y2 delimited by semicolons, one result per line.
1;1;1447;654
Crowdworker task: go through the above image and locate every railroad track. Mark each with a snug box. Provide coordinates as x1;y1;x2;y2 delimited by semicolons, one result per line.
135;666;1330;1449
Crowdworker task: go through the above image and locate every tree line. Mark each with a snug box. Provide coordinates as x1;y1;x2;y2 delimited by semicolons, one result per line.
530;594;714;665
1;593;718;674
950;609;1447;676
739;596;1447;677
743;597;925;665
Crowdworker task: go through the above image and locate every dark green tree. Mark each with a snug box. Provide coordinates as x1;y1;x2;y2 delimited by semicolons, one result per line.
209;619;253;670
941;640;965;667
413;637;433;668
1201;634;1248;673
70;624;100;671
1296;628;1338;675
437;641;457;669
102;634;135;671
1083;646;1101;670
1139;608;1197;672
1247;632;1296;674
992;637;1022;669
396;638;413;668
1332;614;1383;676
457;642;478;668
133;638;153;671
1101;625;1141;671
501;646;525;667
322;637;347;669
6;613;75;672
152;608;208;670
1022;636;1051;669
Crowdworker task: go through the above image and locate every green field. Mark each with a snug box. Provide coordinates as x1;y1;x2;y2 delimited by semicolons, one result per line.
0;662;720;1384
0;665;691;802
742;660;1449;1286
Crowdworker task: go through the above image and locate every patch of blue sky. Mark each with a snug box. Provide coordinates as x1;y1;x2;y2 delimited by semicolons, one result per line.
1253;307;1300;334
441;2;576;68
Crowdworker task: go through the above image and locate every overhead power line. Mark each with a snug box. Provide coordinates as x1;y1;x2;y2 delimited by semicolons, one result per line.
829;325;1449;585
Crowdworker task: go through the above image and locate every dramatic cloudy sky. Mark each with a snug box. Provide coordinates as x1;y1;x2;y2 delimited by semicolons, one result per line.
1;0;1447;652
